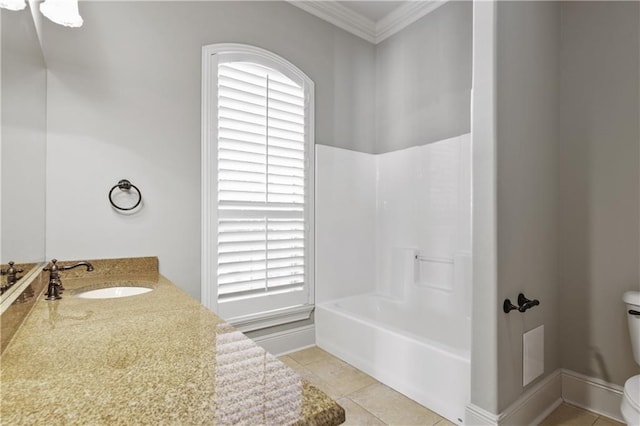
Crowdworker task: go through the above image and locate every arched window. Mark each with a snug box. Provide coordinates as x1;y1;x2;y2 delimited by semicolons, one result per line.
202;44;314;329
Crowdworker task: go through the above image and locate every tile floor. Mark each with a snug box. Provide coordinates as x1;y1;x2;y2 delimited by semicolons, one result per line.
538;404;625;426
280;346;625;426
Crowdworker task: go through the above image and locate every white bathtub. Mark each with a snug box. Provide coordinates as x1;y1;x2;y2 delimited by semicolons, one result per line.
316;293;470;424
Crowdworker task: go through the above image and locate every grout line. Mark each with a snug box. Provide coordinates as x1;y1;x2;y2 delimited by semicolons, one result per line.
344;381;378;399
345;396;389;425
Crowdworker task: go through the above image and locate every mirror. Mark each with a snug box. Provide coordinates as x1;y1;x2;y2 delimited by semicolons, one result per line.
1;7;47;301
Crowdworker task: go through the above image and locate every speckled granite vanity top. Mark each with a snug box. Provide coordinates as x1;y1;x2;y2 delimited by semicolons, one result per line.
0;257;344;425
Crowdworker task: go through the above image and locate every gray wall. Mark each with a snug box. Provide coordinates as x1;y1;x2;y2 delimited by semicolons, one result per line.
1;8;46;265
491;0;640;412
43;1;375;299
559;1;640;386
374;1;472;154
495;1;561;412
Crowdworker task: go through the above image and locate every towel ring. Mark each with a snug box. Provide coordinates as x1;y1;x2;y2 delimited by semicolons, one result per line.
109;179;142;211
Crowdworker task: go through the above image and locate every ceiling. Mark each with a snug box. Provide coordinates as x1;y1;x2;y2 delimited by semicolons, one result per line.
336;1;406;23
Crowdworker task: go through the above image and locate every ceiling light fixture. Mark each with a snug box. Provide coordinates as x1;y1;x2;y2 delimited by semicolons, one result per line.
40;0;83;28
0;0;26;11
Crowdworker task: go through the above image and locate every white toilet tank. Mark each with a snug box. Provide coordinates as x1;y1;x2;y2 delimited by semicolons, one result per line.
623;291;640;365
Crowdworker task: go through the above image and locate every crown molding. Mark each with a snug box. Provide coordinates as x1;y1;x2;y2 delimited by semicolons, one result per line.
375;0;447;43
289;1;376;43
288;0;447;45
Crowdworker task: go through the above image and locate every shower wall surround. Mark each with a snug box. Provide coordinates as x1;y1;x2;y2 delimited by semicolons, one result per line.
315;146;376;304
316;133;471;309
376;134;471;298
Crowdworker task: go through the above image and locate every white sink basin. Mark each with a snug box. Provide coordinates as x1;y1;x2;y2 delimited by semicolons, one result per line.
75;286;152;299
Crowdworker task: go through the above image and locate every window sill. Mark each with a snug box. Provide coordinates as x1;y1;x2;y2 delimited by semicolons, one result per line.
225;304;314;333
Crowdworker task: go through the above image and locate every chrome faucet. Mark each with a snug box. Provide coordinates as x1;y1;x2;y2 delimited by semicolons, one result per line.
44;259;94;301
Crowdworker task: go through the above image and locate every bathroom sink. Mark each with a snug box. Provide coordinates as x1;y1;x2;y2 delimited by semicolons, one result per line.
75;286;153;299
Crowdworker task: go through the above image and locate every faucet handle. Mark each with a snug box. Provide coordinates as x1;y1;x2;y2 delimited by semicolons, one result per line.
44;259;62;301
1;261;22;275
7;261;24;274
44;259;59;272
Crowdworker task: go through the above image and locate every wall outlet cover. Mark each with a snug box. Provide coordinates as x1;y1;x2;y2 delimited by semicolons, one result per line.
523;325;544;386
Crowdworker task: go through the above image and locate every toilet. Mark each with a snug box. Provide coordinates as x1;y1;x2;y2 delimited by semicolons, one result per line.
622;291;640;425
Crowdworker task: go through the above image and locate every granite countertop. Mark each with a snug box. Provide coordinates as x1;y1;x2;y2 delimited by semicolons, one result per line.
0;257;344;425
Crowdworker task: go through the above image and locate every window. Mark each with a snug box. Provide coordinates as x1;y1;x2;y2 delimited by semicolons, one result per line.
202;44;314;331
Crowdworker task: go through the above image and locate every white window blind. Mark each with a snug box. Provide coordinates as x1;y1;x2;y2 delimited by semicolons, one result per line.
216;61;308;307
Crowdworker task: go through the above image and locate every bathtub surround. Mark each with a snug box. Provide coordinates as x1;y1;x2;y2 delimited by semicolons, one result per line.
316;134;472;423
316;134;471;304
374;135;471;299
315;146;376;304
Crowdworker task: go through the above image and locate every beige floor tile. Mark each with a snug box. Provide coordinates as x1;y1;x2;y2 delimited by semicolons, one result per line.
539;404;599;426
278;355;306;373
593;416;625;426
434;418;458;426
297;368;343;400
288;346;335;365
337;398;386;425
304;356;377;396
348;382;443;426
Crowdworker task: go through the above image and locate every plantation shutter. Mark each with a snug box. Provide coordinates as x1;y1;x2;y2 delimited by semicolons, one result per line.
216;61;309;316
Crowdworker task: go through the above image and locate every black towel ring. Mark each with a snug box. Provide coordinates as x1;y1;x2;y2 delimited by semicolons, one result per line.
109;179;142;211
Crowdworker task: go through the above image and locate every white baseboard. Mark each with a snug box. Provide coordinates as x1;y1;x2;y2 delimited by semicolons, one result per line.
250;325;315;357
561;369;624;423
465;403;499;425
465;371;562;425
500;370;563;426
466;369;625;425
